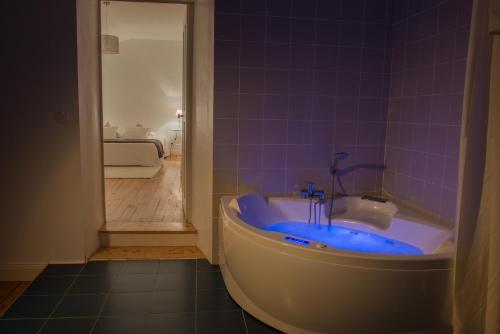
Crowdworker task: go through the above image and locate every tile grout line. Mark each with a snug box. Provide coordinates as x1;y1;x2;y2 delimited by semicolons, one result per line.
214;23;470;50
194;258;198;334
380;0;393;196
354;0;368;194
235;6;242;197
283;0;293;196
35;265;86;334
88;261;122;334
437;0;461;221
241;308;249;334
258;0;269;195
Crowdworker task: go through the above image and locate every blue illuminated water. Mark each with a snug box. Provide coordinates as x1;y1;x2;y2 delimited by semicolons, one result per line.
263;222;422;255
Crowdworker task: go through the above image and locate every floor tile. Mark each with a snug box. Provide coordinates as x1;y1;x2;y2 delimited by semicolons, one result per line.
52;294;106;317
144;313;195;334
23;276;75;295
158;259;196;273
197;310;246;334
102;293;152;316
39;317;96;334
40;264;84;277
3;295;61;318
197;271;225;290
197;289;240;312
92;316;145;334
149;290;195;314
121;260;159;274
0;319;45;334
155;272;196;291
111;274;156;293
80;261;123;276
69;276;113;294
196;259;220;272
243;311;282;333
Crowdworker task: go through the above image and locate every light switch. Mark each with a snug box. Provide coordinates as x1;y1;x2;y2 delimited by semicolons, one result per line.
54;111;68;124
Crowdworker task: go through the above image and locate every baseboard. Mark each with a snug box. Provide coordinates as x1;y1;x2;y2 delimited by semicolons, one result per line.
0;263;46;281
0;260;87;281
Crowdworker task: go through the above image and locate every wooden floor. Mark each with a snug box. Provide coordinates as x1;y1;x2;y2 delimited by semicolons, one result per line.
100;222;197;233
91;246;205;260
105;157;185;224
0;281;30;316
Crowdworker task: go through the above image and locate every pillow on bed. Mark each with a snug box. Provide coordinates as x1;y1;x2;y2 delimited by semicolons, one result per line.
103;126;118;139
122;127;150;139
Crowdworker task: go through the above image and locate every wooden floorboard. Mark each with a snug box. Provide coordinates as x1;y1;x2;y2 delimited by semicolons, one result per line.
0;281;30;316
105;157;184;224
100;222;197;234
91;246;205;260
0;282;19;300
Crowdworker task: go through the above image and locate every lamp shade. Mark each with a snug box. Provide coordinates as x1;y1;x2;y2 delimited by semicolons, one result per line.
101;34;119;54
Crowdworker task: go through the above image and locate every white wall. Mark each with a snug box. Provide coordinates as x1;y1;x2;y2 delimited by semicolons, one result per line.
77;0;106;258
191;0;215;261
0;0;90;280
102;39;183;142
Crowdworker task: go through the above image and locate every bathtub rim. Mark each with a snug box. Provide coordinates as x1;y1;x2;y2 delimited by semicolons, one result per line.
267;196;453;232
220;196;453;270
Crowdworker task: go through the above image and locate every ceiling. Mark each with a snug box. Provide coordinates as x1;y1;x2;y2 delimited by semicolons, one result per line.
101;1;186;42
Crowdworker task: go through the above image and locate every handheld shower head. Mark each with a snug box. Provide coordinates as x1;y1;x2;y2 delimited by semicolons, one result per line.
334;152;349;161
331;151;349;175
328;151;350;224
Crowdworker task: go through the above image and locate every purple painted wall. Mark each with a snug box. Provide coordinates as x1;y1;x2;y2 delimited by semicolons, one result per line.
383;0;472;222
213;0;392;206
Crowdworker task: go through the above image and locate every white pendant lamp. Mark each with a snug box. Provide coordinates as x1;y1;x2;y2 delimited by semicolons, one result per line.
101;1;119;54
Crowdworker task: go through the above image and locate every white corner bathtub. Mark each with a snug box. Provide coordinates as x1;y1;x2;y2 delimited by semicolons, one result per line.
219;194;454;334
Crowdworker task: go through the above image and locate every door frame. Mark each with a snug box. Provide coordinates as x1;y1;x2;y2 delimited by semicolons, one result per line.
97;0;194;223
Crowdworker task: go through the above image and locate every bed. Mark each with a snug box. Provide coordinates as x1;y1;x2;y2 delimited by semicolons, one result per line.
103;137;169;167
103;126;169;167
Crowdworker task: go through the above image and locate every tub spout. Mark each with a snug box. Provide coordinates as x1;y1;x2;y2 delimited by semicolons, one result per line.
300;182;324;200
300;182;325;223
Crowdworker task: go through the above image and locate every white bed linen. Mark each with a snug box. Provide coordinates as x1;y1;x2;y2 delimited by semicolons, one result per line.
103;136;169;167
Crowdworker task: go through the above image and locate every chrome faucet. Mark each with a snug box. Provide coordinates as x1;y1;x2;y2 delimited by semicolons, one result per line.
300;181;325;200
300;182;325;223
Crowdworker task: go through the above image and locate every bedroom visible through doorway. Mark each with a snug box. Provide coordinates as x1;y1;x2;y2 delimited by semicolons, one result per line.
100;1;191;233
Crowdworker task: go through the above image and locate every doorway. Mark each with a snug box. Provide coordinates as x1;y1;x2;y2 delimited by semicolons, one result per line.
99;0;192;232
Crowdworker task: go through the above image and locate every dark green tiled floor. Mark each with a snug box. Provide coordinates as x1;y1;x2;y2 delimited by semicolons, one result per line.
0;260;280;334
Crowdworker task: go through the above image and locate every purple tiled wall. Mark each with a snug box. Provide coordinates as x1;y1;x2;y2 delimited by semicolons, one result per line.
214;0;392;206
383;0;472;222
213;0;472;224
